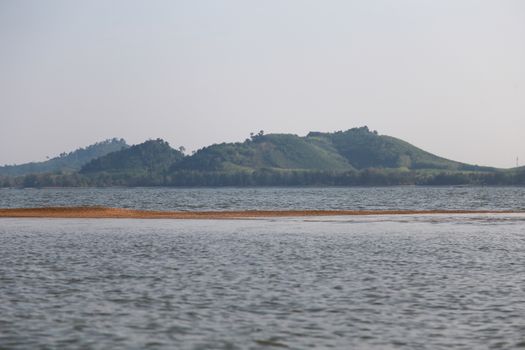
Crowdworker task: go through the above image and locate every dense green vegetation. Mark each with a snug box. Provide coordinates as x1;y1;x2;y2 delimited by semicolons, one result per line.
2;167;525;188
80;139;184;175
0;127;523;187
0;138;128;176
176;126;497;173
173;131;352;172
308;126;495;171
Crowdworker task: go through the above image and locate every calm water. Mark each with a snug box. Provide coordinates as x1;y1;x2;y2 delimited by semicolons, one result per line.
2;215;525;349
1;186;525;211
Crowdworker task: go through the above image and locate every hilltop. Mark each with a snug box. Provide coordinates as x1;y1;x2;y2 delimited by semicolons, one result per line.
308;127;494;171
80;139;184;175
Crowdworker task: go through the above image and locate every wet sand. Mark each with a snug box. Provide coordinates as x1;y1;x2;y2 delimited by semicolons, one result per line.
0;207;520;219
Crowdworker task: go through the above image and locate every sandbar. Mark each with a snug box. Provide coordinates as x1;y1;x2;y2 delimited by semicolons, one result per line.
0;207;520;219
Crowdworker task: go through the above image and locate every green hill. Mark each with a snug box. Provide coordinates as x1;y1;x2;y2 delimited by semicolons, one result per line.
173;133;353;172
173;127;496;173
308;126;495;171
80;139;184;175
0;138;128;176
2;127;511;188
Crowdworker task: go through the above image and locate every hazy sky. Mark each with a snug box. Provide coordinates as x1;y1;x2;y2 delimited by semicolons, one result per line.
1;0;524;168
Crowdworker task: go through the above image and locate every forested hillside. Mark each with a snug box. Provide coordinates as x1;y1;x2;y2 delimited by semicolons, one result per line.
173;132;353;172
1;127;522;187
81;139;184;175
0;138;128;176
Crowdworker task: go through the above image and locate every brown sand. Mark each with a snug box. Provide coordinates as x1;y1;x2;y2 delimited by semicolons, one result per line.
0;207;520;219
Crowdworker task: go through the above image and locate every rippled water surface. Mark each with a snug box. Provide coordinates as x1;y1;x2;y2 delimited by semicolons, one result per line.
1;186;525;211
2;215;525;349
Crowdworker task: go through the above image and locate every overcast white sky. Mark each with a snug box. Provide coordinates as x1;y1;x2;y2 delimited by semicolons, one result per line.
1;0;524;168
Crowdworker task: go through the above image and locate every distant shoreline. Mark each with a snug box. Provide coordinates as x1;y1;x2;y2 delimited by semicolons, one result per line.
0;207;521;219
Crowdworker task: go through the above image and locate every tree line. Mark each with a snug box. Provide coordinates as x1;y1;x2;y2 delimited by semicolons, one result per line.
1;168;525;188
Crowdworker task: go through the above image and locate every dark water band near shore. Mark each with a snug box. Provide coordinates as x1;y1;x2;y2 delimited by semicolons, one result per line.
0;207;521;219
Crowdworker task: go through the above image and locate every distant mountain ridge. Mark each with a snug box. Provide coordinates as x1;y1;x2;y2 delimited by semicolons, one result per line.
2;127;521;187
0;138;128;176
2;127;499;176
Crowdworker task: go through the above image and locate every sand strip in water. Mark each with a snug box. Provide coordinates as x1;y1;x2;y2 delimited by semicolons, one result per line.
0;207;520;219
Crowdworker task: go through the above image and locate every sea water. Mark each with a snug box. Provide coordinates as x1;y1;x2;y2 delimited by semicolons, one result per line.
1;187;525;349
1;186;525;211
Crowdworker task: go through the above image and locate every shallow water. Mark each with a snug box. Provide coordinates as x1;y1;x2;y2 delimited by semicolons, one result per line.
1;186;525;211
2;215;525;349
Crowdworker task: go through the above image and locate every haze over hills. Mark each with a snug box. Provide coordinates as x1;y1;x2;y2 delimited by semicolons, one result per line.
0;138;128;176
0;127;523;187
